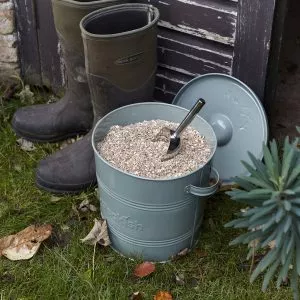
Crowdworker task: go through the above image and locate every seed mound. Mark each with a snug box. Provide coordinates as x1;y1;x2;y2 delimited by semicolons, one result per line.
97;120;212;179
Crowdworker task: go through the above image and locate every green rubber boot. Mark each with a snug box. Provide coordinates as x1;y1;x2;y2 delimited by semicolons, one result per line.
12;0;128;142
36;3;159;194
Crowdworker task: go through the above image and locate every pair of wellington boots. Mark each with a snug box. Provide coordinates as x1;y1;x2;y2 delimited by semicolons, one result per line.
12;0;159;194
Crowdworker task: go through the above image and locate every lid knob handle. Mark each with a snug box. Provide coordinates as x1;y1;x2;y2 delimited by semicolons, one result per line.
209;113;233;147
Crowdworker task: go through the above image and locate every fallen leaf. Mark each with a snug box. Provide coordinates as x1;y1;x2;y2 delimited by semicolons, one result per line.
195;249;208;258
78;199;98;213
50;196;62;203
103;255;115;263
16;138;36;152
89;204;97;212
153;291;173;300
171;248;190;261
60;136;83;150
0;224;52;261
60;225;70;232
81;218;111;246
134;262;156;278
13;164;22;172
219;184;239;192
129;291;143;300
175;273;185;286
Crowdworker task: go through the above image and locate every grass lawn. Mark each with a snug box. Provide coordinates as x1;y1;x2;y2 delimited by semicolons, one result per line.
0;88;293;299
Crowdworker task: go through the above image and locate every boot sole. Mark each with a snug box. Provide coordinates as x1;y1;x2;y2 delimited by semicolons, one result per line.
36;174;97;195
12;121;89;143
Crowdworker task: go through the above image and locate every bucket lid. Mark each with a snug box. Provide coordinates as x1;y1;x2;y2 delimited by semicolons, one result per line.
172;73;268;184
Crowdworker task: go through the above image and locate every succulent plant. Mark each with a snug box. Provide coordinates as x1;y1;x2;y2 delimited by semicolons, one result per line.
225;132;300;299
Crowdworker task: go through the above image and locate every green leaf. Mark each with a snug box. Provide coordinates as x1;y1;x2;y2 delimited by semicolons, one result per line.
240;176;274;190
276;247;294;289
237;189;272;201
292;206;300;217
276;206;285;223
250;248;279;283
262;259;280;292
284;215;292;233
262;215;276;232
275;231;284;251
230;177;255;191
248;216;274;231
281;236;290;264
286;164;300;188
241;207;260;217
248;151;270;181
242;160;272;186
286;233;295;255
261;229;278;248
296;235;300;276
224;218;247;228
291;180;300;192
283;200;292;211
282;146;296;184
249;204;276;222
297;126;300;134
263;198;279;206
263;144;275;180
291;199;300;205
270;139;281;178
229;230;262;246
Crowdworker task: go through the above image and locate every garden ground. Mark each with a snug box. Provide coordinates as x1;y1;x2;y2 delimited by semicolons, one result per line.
0;90;293;300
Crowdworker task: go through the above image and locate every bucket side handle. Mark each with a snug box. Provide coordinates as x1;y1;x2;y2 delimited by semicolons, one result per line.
185;167;220;197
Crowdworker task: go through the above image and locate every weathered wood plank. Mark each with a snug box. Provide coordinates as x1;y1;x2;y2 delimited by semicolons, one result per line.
35;0;63;92
137;0;238;45
233;0;276;102
264;0;288;114
158;28;233;76
154;67;193;102
14;0;42;84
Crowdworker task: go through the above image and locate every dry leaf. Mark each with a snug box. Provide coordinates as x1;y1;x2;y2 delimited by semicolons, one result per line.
81;218;110;246
153;291;173;300
171;248;190;260
0;224;52;261
129;291;143;300
16;138;36;152
134;261;156;278
175;273;185;286
50;196;61;203
219;184;239;192
60;136;83;150
78;199;97;213
195;249;208;258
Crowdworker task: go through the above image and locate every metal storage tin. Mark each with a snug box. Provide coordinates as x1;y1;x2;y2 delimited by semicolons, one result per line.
92;102;219;262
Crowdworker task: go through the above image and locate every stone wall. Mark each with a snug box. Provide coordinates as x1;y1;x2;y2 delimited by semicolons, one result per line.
0;0;19;85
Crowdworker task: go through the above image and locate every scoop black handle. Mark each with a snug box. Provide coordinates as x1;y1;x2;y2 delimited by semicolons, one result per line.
173;98;206;138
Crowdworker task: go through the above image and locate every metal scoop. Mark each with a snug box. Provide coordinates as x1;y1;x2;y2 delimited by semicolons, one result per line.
154;98;206;161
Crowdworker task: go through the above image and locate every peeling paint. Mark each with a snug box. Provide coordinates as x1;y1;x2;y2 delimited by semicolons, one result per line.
156;73;187;85
159;20;235;45
158;63;197;77
158;34;233;59
158;47;232;71
158;1;170;5
175;0;238;16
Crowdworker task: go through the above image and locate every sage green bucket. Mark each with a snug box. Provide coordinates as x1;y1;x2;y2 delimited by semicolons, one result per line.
92;102;219;262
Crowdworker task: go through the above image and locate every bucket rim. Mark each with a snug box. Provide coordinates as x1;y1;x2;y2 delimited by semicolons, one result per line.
80;3;160;40
92;102;217;182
